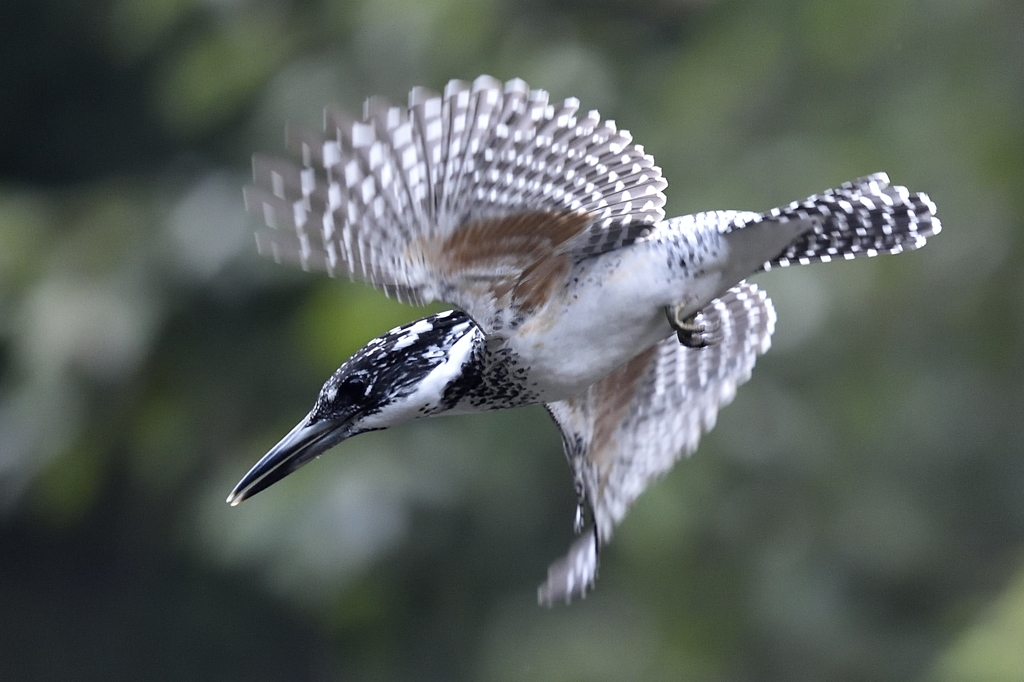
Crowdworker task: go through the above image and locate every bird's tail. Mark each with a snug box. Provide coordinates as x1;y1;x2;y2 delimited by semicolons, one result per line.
757;172;940;271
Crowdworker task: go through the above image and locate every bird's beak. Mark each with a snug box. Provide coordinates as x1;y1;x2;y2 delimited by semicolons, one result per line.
226;413;352;506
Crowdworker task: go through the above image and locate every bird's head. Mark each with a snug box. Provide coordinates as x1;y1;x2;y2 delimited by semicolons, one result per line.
227;310;480;505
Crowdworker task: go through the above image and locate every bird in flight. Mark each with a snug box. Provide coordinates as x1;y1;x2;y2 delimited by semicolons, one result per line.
227;75;940;605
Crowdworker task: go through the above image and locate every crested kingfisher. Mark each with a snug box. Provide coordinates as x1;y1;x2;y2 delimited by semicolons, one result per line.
227;75;940;605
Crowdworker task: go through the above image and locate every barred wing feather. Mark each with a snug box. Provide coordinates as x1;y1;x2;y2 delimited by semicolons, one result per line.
246;75;668;330
539;282;775;604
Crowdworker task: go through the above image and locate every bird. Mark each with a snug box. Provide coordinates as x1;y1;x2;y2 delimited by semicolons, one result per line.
227;75;940;605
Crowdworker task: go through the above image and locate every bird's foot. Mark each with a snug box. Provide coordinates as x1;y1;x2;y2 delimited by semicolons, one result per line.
666;304;717;348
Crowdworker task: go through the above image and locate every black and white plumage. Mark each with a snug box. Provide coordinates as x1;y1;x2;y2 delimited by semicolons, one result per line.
228;75;940;604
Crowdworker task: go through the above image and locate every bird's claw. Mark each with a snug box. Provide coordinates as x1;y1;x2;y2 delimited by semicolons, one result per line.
666;304;717;348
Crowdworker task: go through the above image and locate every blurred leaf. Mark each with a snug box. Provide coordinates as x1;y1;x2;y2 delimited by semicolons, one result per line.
106;0;198;64
28;443;105;527
153;14;294;137
797;0;911;73
932;569;1024;682
0;191;50;292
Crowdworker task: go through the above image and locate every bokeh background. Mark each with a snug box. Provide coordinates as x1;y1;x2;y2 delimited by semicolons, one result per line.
2;0;1023;680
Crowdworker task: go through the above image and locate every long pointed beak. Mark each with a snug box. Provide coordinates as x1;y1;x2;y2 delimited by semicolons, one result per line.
226;414;351;506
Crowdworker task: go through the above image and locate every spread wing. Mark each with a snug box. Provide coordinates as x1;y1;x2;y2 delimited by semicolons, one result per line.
245;75;667;332
539;282;775;604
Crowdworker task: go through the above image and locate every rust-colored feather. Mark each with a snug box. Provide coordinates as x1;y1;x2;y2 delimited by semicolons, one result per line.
435;210;592;313
441;210;590;270
588;347;657;477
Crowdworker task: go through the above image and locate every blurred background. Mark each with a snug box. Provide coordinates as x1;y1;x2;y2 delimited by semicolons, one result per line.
1;0;1022;680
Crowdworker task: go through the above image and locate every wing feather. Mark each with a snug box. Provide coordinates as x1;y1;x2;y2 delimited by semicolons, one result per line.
246;75;668;329
538;282;775;604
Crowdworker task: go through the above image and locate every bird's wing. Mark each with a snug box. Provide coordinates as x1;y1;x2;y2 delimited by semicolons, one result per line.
245;75;667;332
539;281;775;605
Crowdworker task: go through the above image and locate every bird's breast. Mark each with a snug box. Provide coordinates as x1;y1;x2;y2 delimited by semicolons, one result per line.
501;247;687;401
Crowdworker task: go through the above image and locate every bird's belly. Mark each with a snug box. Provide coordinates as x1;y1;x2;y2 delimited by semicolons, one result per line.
513;323;667;400
506;252;690;401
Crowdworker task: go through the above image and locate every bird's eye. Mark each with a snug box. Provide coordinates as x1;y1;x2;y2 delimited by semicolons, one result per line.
338;376;367;399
